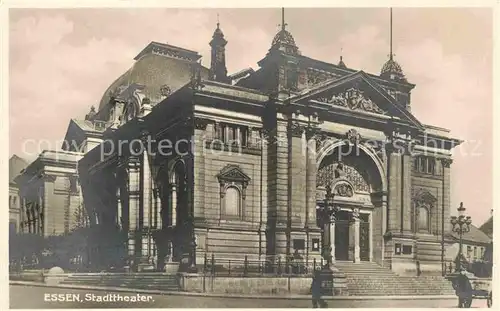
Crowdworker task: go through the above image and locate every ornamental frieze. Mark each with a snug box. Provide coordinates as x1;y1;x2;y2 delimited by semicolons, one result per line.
335;183;354;197
317;162;370;193
316;88;387;115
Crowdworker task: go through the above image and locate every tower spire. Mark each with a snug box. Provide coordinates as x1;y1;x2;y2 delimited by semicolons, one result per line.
209;16;229;83
390;7;393;60
270;7;299;55
281;7;286;30
380;7;406;82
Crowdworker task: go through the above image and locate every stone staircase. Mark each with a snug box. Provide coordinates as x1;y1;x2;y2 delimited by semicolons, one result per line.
58;273;180;291
335;261;455;296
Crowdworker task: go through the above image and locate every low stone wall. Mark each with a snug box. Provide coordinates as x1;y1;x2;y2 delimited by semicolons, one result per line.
178;273;348;296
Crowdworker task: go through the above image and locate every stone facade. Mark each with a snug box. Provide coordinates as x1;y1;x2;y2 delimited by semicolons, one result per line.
15;151;84;237
9;155;28;234
15;15;461;275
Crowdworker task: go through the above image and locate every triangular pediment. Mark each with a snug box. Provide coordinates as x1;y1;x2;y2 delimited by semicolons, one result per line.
217;165;251;183
291;71;424;130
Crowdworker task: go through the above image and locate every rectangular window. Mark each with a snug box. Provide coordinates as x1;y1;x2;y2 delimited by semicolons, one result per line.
426;158;435;174
293;239;305;250
241;127;248;147
312;238;320;251
395;243;402;255
215;123;222;140
418;157;425;173
402;245;413;255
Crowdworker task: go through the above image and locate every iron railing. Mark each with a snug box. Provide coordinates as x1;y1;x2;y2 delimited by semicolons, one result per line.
201;253;326;276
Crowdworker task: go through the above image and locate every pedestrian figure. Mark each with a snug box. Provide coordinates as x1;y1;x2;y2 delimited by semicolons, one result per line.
311;269;328;308
453;268;473;308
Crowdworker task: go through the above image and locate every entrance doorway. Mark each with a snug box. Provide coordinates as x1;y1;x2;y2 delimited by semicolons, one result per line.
335;211;350;261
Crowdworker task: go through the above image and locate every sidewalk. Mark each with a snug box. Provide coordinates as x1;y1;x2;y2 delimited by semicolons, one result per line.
10;280;457;301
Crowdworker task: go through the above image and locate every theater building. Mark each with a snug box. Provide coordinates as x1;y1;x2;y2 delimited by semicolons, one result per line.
18;13;461;275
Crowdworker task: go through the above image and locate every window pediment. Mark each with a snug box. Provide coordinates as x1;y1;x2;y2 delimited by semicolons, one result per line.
412;189;437;205
217;165;251;185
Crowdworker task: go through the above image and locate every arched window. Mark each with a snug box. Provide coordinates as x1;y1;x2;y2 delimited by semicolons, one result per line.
418;205;429;232
412;189;436;234
217;164;250;220
224;187;241;217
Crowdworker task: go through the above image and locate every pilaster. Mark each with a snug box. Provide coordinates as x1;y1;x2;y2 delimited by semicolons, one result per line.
305;124;320;228
402;150;412;233
193;117;209;220
441;158;453;234
288;118;307;227
386;144;402;233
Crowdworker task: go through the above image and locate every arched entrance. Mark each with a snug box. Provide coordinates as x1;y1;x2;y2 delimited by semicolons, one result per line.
155;158;190;265
317;141;386;262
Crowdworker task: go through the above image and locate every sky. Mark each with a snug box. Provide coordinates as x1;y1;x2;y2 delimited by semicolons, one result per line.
8;8;492;226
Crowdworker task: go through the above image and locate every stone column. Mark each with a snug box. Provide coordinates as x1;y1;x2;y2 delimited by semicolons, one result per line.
329;219;336;263
116;183;122;229
169;183;177;227
127;157;141;262
141;152;154;266
352;208;361;263
38;190;44;236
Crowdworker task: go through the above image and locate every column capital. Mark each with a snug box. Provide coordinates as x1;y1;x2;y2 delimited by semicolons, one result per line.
351;207;360;221
194;117;211;131
288;121;306;138
305;125;321;140
440;158;453;168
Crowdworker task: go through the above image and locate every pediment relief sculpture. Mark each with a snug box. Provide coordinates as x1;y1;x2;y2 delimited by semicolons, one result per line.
317;162;370;193
316;87;387;115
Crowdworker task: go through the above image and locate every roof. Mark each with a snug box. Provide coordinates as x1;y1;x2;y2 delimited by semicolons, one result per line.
479;216;493;239
97;41;208;111
9;155;28;184
450;224;492;244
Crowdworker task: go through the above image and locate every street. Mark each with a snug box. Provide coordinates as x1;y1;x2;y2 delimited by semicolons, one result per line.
9;285;490;308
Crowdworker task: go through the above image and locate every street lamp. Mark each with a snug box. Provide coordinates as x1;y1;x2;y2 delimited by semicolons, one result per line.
317;184;340;268
450;202;472;272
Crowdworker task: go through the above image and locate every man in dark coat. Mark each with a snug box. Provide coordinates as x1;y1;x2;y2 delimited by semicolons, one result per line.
454;269;473;308
311;269;328;308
